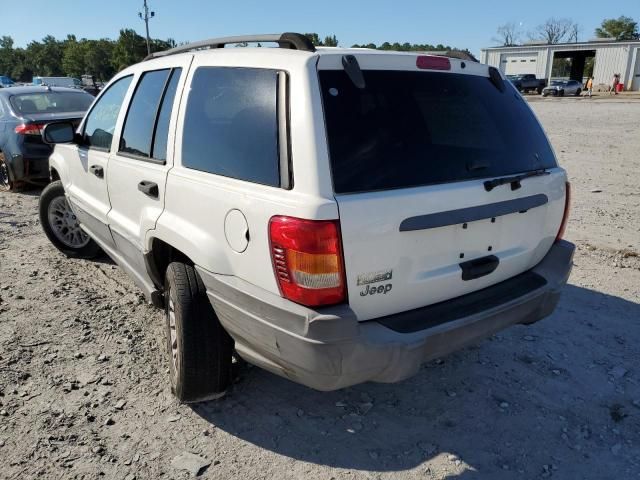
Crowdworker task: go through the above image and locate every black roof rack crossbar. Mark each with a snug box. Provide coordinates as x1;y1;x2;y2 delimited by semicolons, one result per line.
145;32;316;60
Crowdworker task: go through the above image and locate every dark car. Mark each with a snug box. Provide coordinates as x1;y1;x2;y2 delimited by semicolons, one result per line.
507;74;547;94
0;86;94;191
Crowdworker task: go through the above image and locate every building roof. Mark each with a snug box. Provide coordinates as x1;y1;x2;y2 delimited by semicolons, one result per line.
482;39;640;51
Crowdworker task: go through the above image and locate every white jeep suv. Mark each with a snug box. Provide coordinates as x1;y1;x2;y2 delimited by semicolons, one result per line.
38;33;574;402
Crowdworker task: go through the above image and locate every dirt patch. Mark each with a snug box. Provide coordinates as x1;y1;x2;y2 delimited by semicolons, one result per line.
0;100;639;479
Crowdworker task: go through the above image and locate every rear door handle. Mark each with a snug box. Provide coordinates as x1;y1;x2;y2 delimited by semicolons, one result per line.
89;165;104;178
460;255;499;281
138;180;159;198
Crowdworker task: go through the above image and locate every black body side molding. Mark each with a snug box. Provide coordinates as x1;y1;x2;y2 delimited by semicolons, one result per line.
399;194;548;232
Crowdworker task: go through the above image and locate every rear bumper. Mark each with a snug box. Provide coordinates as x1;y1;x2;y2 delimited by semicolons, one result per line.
6;153;50;182
197;240;575;391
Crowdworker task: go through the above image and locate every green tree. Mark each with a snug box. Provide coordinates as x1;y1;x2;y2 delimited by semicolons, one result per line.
0;36;15;76
111;29;147;72
305;33;339;47
10;49;32;82
323;35;338;47
304;33;322;46
62;36;86;78
85;40;116;80
27;35;64;76
595;16;639;40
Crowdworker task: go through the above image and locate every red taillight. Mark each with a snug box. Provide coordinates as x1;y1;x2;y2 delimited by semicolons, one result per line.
416;55;451;71
556;182;571;241
15;123;45;136
269;216;346;307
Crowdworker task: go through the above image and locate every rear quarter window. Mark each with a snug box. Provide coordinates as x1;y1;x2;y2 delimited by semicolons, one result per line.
320;70;557;194
181;67;280;187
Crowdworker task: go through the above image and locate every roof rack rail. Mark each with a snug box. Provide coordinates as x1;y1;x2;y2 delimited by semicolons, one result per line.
144;32;316;60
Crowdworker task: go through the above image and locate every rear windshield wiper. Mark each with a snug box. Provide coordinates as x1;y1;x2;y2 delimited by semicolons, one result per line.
484;169;550;192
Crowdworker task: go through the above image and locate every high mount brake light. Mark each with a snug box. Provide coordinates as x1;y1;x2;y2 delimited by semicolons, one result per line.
556;182;571;241
15;123;45;136
416;56;451;71
269;216;347;307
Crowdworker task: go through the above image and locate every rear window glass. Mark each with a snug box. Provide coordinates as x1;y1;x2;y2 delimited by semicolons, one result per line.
10;92;93;115
319;70;556;194
182;67;280;187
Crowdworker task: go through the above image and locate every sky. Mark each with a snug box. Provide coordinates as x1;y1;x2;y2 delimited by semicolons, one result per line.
1;0;639;57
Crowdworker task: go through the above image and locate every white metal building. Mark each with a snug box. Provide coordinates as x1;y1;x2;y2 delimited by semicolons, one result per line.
480;40;640;91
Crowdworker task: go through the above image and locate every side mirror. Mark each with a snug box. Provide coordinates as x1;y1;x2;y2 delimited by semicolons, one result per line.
42;122;76;144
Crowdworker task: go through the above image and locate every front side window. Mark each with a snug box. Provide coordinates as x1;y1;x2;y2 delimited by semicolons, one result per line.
182;67;280;187
83;75;132;150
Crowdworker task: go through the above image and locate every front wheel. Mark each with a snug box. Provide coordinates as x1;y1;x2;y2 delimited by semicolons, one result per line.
38;180;101;258
559;90;565;97
575;88;582;96
165;262;234;403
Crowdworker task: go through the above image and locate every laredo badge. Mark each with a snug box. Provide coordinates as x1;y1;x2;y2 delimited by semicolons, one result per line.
357;269;393;297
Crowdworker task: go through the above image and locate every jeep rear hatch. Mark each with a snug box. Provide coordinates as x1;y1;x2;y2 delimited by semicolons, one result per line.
318;55;567;321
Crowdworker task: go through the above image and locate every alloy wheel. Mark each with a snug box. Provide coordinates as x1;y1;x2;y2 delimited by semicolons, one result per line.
0;155;10;191
46;196;90;248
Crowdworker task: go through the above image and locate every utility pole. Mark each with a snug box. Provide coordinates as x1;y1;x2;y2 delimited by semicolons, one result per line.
138;0;155;56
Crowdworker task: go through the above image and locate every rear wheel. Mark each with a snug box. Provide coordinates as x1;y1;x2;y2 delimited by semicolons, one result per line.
559;90;565;97
0;152;14;192
165;262;234;403
38;180;101;258
575;88;582;96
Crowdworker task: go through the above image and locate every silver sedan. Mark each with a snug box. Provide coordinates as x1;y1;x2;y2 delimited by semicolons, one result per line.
542;80;582;97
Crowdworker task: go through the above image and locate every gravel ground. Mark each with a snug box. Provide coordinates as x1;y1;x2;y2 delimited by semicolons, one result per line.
1;98;639;480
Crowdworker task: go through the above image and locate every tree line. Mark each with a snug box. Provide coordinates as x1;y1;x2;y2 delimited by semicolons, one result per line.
495;16;639;46
0;29;471;83
306;34;474;61
0;29;176;82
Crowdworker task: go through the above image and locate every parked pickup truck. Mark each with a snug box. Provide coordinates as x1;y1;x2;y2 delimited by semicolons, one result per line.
507;74;547;94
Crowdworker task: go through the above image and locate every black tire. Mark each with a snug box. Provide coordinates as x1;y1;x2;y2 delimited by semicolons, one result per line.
559;90;565;97
0;151;14;192
537;87;543;95
165;262;233;403
38;180;101;258
575;88;582;96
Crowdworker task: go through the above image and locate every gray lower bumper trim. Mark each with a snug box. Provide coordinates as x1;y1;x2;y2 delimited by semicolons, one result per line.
197;240;575;391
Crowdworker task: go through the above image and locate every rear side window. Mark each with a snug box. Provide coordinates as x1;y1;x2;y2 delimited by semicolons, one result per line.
182;67;280;187
119;68;182;161
84;75;132;150
319;70;557;194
